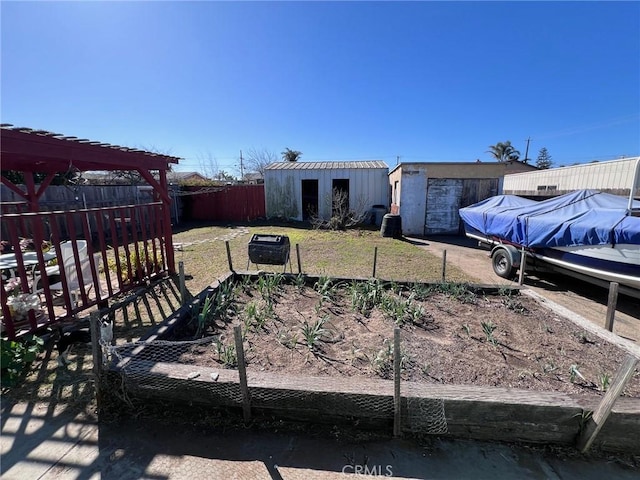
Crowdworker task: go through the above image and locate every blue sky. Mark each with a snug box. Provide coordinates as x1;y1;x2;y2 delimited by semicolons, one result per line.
2;1;639;175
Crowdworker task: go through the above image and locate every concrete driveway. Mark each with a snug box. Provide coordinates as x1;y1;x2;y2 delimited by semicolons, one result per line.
405;235;640;343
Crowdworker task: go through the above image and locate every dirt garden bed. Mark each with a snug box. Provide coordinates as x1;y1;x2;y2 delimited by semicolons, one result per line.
154;274;639;398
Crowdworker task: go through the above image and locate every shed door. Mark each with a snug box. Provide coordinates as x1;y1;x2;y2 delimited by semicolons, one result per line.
424;179;464;235
301;179;318;221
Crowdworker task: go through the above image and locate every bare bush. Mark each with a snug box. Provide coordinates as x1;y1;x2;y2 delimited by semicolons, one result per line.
311;188;370;230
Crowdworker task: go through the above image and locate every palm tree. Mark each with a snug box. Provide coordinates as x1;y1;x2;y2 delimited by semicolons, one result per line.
281;148;302;162
487;141;520;162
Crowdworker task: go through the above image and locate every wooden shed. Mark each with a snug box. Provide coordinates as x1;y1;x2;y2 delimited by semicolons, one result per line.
389;161;537;236
264;161;389;222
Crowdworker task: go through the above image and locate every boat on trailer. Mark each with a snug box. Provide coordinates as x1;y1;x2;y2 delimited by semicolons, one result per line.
459;189;640;297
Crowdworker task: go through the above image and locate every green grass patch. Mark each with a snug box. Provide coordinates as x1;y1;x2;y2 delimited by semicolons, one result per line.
173;224;476;298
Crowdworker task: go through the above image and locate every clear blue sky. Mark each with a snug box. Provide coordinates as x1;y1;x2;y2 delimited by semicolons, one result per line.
2;1;639;175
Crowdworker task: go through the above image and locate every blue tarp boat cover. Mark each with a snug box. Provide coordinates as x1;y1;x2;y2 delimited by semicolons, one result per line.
459;189;640;248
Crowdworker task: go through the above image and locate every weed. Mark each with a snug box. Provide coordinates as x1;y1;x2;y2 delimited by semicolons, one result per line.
598;372;611;391
371;340;410;378
245;302;258;323
276;329;299;349
461;323;471;336
502;294;528;314
195;295;214;338
573;410;593;435
433;282;477;304
214;340;237;367
300;316;329;350
293;273;306;291
576;331;595;344
348;279;385;316
410;282;432;301
569;364;585;383
239;275;253;293
0;335;44;386
376;289;428;327
314;275;339;302
481;320;497;345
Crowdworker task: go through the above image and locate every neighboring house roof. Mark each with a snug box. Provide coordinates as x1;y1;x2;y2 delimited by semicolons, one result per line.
266;161;388;170
243;172;264;181
166;171;208;182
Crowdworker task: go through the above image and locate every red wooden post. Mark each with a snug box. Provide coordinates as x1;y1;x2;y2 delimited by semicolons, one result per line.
159;170;176;274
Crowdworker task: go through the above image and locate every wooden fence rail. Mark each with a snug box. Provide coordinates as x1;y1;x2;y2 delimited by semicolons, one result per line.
0;203;172;338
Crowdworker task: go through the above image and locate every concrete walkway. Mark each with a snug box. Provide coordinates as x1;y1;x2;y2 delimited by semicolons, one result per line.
2;398;638;480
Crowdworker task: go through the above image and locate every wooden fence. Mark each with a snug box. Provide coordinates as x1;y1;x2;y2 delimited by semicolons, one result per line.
1;204;172;338
182;185;265;222
0;184;182;223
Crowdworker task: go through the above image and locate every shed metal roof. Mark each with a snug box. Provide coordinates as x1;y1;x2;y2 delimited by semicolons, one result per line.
266;161;388;170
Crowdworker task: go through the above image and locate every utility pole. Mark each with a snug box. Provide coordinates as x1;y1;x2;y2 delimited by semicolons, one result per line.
524;137;531;163
396;155;400;166
239;149;244;181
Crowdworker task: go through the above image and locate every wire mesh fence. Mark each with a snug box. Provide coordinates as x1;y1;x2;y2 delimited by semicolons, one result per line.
98;331;449;436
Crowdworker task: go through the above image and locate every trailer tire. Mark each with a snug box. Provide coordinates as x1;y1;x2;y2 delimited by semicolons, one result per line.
492;248;517;279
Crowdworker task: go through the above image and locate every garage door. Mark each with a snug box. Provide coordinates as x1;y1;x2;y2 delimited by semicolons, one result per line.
425;179;464;235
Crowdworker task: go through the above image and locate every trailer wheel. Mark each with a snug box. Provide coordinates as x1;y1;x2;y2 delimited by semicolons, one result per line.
492;249;517;279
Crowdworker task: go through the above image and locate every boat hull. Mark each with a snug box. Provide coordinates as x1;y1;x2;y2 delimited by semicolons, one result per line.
533;244;640;290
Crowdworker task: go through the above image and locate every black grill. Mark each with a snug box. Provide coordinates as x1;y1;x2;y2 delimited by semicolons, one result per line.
248;234;291;266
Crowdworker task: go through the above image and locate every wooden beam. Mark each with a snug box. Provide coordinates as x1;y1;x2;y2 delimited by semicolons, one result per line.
577;355;638;452
604;282;619;332
234;325;252;422
393;327;402;437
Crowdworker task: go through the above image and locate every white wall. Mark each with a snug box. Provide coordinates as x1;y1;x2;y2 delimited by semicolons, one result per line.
264;167;389;221
503;157;640;193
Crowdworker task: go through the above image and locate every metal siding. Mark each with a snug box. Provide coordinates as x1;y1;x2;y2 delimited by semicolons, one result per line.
399;166;428;235
265;165;389;221
503;157;639;193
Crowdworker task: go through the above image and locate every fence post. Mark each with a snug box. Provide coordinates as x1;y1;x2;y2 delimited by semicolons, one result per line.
90;312;103;411
372;246;378;278
179;261;186;305
605;282;619;332
393;327;402;437
518;247;526;285
296;243;302;274
225;241;234;273
233;325;251;422
577;355;638;453
441;250;447;282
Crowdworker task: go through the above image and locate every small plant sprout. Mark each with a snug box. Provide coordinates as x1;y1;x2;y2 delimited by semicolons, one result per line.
293;273;306;291
300;316;329;351
277;329;298;349
461;323;471;336
569;364;586;383
598;372;611;391
214;339;237;367
314;275;340;302
481;320;497;345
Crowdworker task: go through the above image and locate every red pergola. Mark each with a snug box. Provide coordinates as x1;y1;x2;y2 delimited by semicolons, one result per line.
0;125;180;271
1;125;181;338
